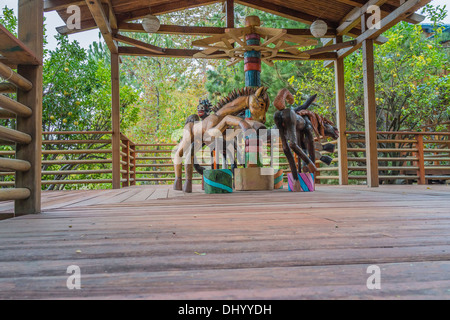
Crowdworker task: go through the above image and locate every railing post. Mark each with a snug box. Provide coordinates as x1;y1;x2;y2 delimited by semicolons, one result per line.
130;143;136;186
416;134;426;185
334;37;348;185
121;136;130;187
111;53;121;189
15;0;43;214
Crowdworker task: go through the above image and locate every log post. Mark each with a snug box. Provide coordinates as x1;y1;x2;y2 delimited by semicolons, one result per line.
226;0;235;29
334;36;349;185
416;134;426;185
111;52;121;189
15;0;44;214
361;14;379;187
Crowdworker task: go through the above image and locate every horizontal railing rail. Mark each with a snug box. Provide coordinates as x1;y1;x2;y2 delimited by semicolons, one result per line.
1;130;448;190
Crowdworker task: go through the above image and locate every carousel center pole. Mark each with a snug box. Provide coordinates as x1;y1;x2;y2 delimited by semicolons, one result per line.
243;16;263;168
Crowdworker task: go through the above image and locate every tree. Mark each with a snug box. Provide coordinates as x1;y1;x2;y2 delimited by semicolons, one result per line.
0;6;140;190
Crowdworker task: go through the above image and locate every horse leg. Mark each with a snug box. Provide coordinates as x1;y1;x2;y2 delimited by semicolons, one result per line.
296;130;305;173
303;125;316;172
174;123;194;191
183;140;204;193
289;141;316;174
274;110;301;192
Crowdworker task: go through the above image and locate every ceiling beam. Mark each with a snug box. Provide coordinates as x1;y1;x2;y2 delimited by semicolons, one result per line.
324;0;431;67
44;0;85;12
302;40;356;56
115;0;220;22
336;0;426;24
337;0;389;36
106;0;117;30
118;22;227;36
112;33;166;54
118;46;337;61
84;0;117;53
236;0;337;27
118;46;202;58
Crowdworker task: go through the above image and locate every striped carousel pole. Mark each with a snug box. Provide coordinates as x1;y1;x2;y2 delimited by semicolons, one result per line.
244;16;262;90
243;16;263;168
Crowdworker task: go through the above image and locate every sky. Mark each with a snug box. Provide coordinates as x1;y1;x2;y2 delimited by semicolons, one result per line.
1;0;449;51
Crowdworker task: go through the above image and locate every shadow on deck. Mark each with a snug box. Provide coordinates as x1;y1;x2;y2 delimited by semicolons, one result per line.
0;184;449;299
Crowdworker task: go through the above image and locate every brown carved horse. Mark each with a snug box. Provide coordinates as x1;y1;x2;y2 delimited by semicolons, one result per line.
173;87;270;193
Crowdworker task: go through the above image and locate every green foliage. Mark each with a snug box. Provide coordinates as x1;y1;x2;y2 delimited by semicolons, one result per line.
287;21;450;132
42;35;139;133
0;6;17;35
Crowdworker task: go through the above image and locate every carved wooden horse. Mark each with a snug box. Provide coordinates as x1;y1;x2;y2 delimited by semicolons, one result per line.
174;87;270;192
273;89;318;192
274;89;340;191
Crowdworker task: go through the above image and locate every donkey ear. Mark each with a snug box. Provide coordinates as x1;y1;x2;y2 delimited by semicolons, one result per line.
255;87;264;98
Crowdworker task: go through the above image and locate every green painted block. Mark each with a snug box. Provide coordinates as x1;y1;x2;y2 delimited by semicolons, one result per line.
203;169;233;194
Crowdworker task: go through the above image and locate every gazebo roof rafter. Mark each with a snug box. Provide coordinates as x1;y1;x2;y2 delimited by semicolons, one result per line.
42;0;433;63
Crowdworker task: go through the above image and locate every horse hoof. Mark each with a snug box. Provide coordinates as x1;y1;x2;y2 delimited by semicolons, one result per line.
183;180;192;193
322;143;335;153
173;178;182;191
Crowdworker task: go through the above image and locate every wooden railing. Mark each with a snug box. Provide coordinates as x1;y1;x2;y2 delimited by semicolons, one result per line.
318;131;450;184
0;4;43;214
1;131;137;189
1;131;448;192
0;30;41;209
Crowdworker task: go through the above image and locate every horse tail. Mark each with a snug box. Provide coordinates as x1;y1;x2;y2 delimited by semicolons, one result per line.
294;94;317;113
274;88;295;111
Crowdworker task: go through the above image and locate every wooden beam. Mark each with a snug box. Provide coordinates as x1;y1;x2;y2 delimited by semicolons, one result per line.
116;0;220;22
0;24;41;66
111;52;121;189
337;0;388;36
63;22;336;38
118;47;202;58
84;0;118;54
118;22;227;36
15;0;44;214
325;0;431;67
361;14;379;187
334;37;348;185
112;34;165;54
273;52;337;61
236;0;337;27
302;40;356;56
227;0;235;29
0;61;33;91
0;83;16;94
336;0;426;24
356;0;431;42
0;94;33;117
106;0;117;30
44;0;85;12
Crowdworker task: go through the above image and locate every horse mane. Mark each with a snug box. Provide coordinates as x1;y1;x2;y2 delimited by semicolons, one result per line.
297;110;336;138
210;87;267;114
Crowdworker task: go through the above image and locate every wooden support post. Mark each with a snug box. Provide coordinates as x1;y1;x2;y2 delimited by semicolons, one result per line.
111;52;121;189
15;0;43;214
334;37;348;185
416;134;426;185
226;0;235;28
361;14;379;187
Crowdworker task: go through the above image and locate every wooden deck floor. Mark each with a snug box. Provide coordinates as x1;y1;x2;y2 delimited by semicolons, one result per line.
0;184;449;299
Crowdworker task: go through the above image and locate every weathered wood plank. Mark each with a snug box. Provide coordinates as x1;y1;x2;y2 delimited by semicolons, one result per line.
0;185;448;299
